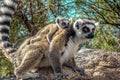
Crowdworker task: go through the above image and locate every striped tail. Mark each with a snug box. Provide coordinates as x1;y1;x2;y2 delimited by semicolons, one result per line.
0;0;19;64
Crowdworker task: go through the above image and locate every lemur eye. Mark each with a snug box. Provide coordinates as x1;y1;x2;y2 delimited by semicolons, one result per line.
82;26;90;33
62;22;66;26
92;28;95;32
68;23;69;26
76;22;79;29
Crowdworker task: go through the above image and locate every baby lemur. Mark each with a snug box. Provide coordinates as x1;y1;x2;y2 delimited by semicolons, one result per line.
30;17;72;44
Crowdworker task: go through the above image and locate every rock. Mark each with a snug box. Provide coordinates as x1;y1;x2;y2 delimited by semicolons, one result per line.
76;49;120;80
10;49;120;80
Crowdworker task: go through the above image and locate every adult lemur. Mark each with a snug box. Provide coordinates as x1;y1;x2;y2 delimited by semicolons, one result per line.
13;19;98;79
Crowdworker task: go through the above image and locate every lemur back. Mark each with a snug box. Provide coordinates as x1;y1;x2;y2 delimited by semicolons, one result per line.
0;0;19;61
30;17;72;44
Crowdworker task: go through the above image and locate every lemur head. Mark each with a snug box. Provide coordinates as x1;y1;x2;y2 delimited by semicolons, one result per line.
56;17;72;29
73;18;99;39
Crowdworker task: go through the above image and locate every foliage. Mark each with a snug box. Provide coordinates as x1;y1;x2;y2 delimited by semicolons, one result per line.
0;51;14;78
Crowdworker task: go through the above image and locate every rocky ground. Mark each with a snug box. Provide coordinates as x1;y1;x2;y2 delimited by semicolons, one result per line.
2;49;120;80
29;49;120;80
75;49;120;80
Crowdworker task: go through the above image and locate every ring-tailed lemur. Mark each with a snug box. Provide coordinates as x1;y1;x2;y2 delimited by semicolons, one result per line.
0;0;19;67
13;18;99;79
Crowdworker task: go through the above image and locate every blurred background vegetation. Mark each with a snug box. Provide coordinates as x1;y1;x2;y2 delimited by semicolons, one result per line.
0;0;120;78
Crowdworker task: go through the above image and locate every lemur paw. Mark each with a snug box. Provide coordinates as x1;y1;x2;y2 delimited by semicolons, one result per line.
73;67;86;76
55;73;68;80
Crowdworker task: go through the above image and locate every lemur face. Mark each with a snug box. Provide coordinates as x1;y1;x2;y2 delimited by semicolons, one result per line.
73;19;99;39
56;17;72;29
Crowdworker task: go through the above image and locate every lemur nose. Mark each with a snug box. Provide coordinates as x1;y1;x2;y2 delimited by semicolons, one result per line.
88;33;94;38
86;32;94;39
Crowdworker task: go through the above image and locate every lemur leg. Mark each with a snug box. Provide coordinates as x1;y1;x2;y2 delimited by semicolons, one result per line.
14;50;44;79
63;57;85;76
48;50;68;79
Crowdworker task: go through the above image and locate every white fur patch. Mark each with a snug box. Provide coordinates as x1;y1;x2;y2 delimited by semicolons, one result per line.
61;37;82;63
4;0;17;7
1;41;10;45
0;33;9;40
85;24;95;32
0;25;10;30
0;15;11;22
1;41;14;54
0;7;14;14
6;46;13;52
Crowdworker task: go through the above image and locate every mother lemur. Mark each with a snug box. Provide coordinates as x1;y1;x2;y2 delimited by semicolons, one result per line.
0;0;99;79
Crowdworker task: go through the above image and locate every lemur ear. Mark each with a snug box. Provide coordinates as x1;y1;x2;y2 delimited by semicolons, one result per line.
55;17;61;24
73;19;83;30
91;20;99;27
77;18;83;25
69;18;73;23
94;22;99;27
75;19;83;29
